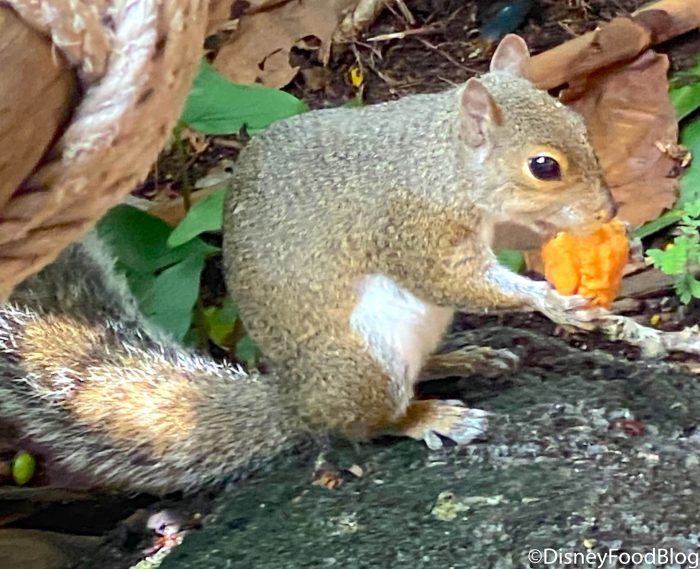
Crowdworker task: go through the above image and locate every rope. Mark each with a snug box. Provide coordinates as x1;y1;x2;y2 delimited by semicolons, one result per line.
0;0;209;298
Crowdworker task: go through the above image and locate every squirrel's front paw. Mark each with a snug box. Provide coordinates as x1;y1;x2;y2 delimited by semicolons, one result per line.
530;282;599;326
398;400;488;450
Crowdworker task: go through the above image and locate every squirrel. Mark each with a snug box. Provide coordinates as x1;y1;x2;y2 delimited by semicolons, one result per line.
0;35;614;494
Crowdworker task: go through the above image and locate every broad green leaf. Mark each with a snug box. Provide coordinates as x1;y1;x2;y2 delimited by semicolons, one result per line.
181;61;309;135
679;118;700;206
138;253;206;341
670;55;700;121
676;272;700;304
118;265;156;301
633;209;683;239
496;249;525;273
98;205;217;272
168;189;226;247
679;285;692;304
98;205;218;340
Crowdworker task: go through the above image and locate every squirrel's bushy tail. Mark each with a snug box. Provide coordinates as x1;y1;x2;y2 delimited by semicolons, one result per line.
0;237;302;493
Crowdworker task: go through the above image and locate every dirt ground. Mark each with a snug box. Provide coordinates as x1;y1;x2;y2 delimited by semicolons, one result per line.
2;1;700;568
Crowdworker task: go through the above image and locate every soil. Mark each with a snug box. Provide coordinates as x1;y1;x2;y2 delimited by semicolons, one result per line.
2;2;700;569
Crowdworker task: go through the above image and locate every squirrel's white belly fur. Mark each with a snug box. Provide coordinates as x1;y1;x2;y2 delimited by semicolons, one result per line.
351;274;454;383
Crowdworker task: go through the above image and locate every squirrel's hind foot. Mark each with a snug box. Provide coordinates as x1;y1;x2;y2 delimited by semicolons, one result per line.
391;399;488;451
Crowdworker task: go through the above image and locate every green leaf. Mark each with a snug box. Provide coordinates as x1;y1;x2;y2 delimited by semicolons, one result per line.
689;276;700;300
203;300;239;348
98;205;217;273
675;272;700;304
647;241;689;276
633;209;683;239
679;118;700;207
203;300;260;367
98;205;218;341
495;249;525;273
683;200;700;221
181;61;309;135
236;335;260;369
670;55;700;121
168;189;226;247
679;286;692;305
138;253;206;341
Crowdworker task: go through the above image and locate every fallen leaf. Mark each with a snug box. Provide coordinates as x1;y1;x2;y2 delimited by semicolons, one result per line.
213;0;359;88
561;50;681;228
312;469;344;490
207;0;282;35
207;0;235;35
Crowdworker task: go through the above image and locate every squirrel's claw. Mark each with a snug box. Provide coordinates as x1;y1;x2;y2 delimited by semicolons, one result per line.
398;400;489;450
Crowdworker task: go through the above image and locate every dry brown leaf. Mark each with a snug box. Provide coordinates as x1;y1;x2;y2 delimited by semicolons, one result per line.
529;17;652;91
207;0;290;35
207;0;234;35
529;0;700;91
213;0;358;88
561;50;680;228
311;469;344;490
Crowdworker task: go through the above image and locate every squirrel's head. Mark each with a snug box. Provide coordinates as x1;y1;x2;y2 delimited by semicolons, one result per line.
459;34;616;237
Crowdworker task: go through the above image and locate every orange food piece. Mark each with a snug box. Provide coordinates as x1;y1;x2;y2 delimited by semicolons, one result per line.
541;219;629;308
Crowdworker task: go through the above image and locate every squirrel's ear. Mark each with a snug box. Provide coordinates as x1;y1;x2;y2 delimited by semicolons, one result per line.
460;77;502;148
489;34;530;78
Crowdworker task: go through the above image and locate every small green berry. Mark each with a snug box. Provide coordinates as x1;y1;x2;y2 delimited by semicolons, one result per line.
12;450;36;486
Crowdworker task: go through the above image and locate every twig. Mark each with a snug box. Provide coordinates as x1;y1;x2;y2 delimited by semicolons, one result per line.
549;308;700;359
416;38;479;74
595;314;700;358
394;0;416;25
367;25;443;42
479;302;700;359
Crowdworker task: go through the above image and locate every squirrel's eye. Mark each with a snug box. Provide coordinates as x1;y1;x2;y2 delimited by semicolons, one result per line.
528;154;561;181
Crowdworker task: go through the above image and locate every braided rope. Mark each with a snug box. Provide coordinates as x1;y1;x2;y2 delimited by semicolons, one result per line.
0;0;208;298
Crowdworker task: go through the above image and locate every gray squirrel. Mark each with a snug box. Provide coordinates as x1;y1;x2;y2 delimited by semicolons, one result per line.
0;35;614;493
